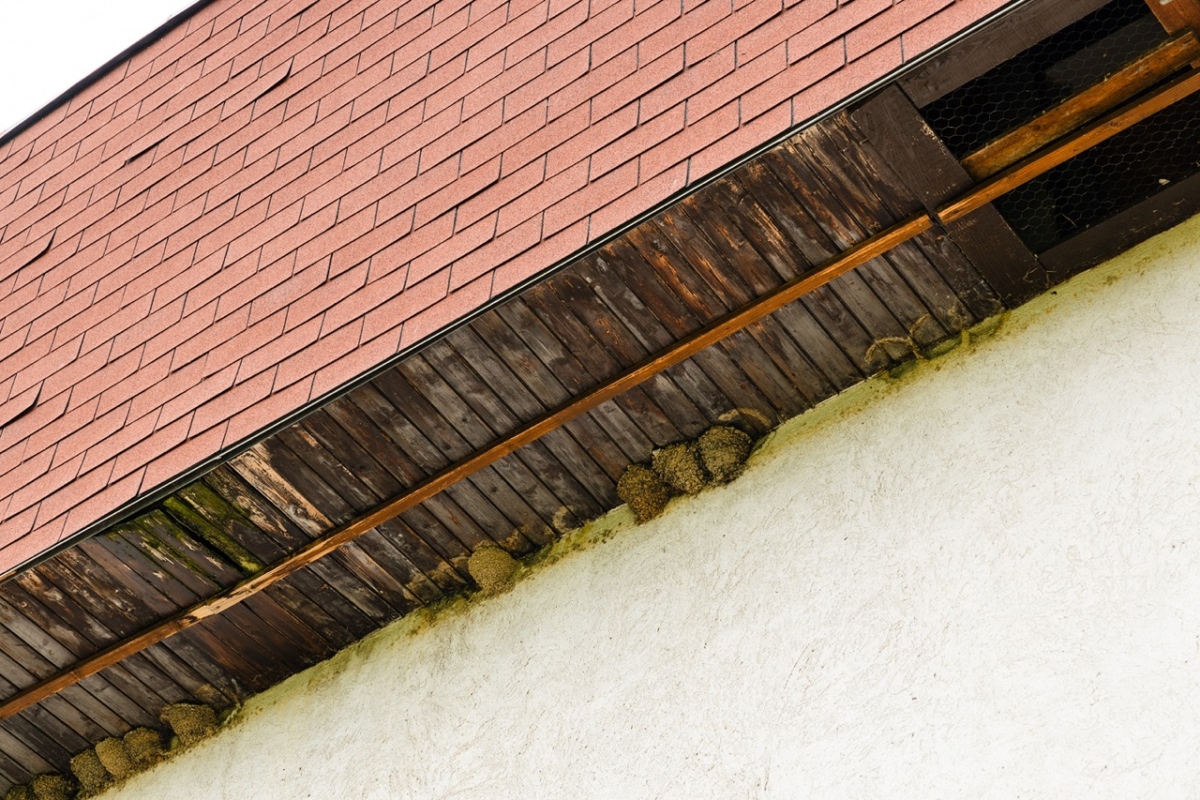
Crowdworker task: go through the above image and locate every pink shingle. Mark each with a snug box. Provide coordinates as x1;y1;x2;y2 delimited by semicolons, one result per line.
0;0;1002;571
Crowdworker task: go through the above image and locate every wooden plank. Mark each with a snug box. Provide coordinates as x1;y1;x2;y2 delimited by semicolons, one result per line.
851;84;1049;305
476;292;654;467
963;32;1200;179
900;0;1111;106
639;211;861;394
14;58;1198;722
601;236;758;419
811;118;988;331
541;269;691;448
395;355;557;544
29;558;221;700
0;585;162;728
255;435;425;610
422;335;598;524
366;371;542;552
770;136;939;358
578;250;715;435
700;161;884;373
11;569;191;708
301;410;464;577
1146;0;1200;34
134;512;339;664
202;467;384;637
319;398;476;574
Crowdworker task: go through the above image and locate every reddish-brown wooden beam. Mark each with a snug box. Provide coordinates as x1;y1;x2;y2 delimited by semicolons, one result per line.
962;32;1200;180
1145;0;1200;35
4;63;1200;725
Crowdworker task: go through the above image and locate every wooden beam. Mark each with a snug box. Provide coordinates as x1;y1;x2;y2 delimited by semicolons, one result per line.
1146;0;1200;35
940;67;1200;222
851;86;1048;306
962;32;1200;180
6;57;1200;725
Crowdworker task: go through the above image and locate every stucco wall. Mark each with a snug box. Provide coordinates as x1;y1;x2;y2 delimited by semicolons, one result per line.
97;215;1200;798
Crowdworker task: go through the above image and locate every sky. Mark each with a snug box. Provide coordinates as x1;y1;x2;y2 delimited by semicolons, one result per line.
0;0;193;135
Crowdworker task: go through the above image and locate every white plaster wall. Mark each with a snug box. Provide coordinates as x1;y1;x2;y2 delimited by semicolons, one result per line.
105;215;1200;799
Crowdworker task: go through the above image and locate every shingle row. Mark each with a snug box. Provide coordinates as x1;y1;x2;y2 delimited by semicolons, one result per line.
0;0;1006;571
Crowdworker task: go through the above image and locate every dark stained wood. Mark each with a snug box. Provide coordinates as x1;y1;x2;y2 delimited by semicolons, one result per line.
851;85;1049;305
900;0;1111;106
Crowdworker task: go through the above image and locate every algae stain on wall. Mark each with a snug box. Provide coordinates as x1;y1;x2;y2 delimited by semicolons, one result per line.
96;213;1200;799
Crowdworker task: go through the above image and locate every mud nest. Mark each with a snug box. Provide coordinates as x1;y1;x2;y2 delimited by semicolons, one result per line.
29;775;73;800
123;727;166;768
161;704;217;747
617;464;672;523
3;785;31;800
697;426;753;484
69;749;111;796
95;737;134;781
467;543;518;594
652;442;709;495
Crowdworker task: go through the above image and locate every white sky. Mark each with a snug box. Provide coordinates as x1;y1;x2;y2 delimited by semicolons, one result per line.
0;0;193;135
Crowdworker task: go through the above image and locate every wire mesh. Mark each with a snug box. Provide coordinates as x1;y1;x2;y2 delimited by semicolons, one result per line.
922;0;1166;158
995;90;1200;251
921;0;1200;253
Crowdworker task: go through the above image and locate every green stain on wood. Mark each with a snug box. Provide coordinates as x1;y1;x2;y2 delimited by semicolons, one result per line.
161;493;265;577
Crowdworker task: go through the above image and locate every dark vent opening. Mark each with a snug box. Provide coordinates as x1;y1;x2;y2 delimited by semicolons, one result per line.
996;90;1200;252
922;0;1165;158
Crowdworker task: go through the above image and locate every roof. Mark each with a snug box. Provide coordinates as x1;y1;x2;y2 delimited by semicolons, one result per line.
0;0;1198;790
0;0;1013;575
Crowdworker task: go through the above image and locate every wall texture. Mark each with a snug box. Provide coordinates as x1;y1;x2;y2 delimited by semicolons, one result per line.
90;214;1200;798
0;0;1008;571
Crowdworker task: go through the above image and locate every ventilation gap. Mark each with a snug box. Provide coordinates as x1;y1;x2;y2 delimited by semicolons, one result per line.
254;61;294;103
23;231;54;268
288;1;320;24
922;0;1200;253
125;140;162;166
0;384;41;431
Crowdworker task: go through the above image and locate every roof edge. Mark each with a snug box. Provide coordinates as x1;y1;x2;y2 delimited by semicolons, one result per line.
0;0;1034;582
0;0;219;146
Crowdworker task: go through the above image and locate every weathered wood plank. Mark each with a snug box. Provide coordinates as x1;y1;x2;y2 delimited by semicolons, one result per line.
203;468;382;638
851;85;1048;305
423;334;598;524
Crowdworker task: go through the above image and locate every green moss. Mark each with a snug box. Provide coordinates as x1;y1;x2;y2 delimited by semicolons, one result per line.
68;749;111;796
160;704;218;747
28;774;72;800
94;737;133;782
161;495;265;575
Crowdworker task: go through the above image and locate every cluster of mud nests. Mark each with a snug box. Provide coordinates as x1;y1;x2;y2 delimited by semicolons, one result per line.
5;703;219;798
617;426;754;523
